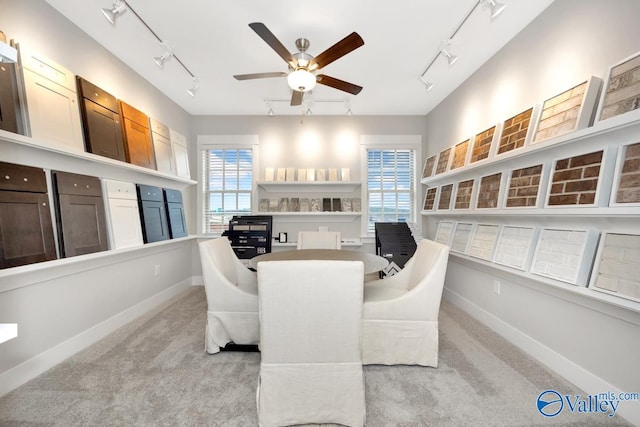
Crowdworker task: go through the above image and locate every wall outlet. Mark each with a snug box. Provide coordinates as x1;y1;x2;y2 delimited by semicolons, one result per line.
493;280;501;295
154;265;160;276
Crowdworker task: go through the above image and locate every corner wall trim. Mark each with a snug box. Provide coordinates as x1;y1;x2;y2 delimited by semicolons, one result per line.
0;277;194;398
443;288;640;425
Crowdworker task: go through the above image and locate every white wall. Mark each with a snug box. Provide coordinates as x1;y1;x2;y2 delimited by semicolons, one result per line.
423;0;640;423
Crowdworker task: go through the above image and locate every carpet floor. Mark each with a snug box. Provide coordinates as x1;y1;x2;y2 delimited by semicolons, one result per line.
0;286;631;426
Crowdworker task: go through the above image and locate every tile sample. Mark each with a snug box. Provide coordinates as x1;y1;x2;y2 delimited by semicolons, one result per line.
548;151;603;206
422;155;437;178
451;222;474;253
438;184;453;210
498;108;533;155
468;224;500;261
506;165;543;208
590;233;640;301
471;127;495;163
435;148;451;175
534;81;588;143
454;179;474;209
450;140;470;170
494;226;536;270
531;228;598;285
615;142;640;204
476;173;501;209
434;221;455;245
423;187;437;210
599;52;640;121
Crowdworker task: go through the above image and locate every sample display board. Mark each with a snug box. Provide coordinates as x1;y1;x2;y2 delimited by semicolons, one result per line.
103;179;144;249
119;101;156;169
137;184;169;243
163;188;187;238
0;61;22;134
150;118;173;174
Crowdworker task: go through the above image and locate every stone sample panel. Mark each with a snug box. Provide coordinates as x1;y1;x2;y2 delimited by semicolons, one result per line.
423;187;437;210
498;108;533;155
534;81;588;143
471;127;495;163
438;184;453;210
454;179;474;209
615;142;640;204
494;226;536;270
451;222;474;253
477;173;501;209
422;155;437;178
435;148;452;175
548;150;603;206
531;228;597;285
434;221;455;245
506;164;543;208
599;52;640;121
469;224;500;260
591;233;640;301
450;140;470;170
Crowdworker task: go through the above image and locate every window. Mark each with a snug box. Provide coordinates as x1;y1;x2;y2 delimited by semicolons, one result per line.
201;148;253;234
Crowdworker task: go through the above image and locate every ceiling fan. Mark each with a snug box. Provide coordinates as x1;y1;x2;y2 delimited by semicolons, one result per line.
233;22;364;106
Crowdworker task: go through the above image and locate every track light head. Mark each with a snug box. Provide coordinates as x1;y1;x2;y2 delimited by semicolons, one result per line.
441;47;458;67
101;0;127;25
484;0;506;19
420;77;434;91
187;78;199;97
154;51;173;69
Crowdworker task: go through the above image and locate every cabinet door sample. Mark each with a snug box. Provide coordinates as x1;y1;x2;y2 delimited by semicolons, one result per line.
53;171;108;257
0;162;56;268
150;118;173;174
18;45;84;151
169;128;191;179
163;188;187;238
77;77;126;161
137;184;169;243
0;62;22;134
119;101;156;169
103;179;143;249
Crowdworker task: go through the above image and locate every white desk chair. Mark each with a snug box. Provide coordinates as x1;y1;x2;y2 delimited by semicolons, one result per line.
198;237;259;354
257;260;365;427
297;231;341;249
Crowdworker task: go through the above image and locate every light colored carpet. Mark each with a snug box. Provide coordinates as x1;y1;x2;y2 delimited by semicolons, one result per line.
0;286;630;426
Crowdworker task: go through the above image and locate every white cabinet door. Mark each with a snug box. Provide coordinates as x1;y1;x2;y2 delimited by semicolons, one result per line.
18;45;84;152
169;128;191;179
103;179;144;249
150;118;173;174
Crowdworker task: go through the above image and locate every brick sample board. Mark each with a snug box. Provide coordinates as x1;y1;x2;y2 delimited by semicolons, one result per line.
450;140;470;170
548;150;603;206
451;222;474;253
590;233;640;302
469;224;500;261
477;173;501;209
423;187;437;211
498;108;533;155
598;52;640;121
614;142;640;204
422;155;437;178
454;179;474;209
435;148;451;175
103;179;143;250
438;184;453;210
471;127;495;163
506;165;543;208
531;228;598;285
494;226;536;270
434;221;455;245
0;162;56;268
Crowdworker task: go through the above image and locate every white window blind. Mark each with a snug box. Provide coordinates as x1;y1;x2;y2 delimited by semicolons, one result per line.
201;148;253;234
366;149;415;233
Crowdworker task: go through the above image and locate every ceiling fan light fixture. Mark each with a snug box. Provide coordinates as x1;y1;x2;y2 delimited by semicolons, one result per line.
287;69;316;92
101;0;127;25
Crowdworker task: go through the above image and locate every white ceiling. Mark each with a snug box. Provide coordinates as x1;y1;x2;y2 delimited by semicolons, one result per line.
44;0;554;116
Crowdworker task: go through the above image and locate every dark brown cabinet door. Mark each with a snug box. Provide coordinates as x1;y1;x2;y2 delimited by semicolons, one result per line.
119;101;156;169
0;62;22;134
77;77;126;161
0;161;56;268
137;184;169;243
53;171;108;257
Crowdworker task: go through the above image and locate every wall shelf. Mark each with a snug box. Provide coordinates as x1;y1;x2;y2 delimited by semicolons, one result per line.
259;212;361;223
257;181;361;193
422;206;639;218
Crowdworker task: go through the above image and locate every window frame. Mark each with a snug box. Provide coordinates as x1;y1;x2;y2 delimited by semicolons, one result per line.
360;135;422;237
197;135;259;236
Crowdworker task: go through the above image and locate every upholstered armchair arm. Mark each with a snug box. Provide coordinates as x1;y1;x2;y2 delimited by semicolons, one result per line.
364;267;411;290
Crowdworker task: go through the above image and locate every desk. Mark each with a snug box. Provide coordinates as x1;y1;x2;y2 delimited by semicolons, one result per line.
249;249;389;275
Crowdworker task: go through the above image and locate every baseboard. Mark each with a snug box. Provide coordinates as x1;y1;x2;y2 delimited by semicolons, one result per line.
443;288;640;425
0;278;193;398
191;275;204;286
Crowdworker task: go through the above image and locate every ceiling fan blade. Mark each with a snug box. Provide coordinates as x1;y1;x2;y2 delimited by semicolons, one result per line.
316;74;363;95
291;90;304;106
308;32;364;71
234;72;287;81
249;22;297;66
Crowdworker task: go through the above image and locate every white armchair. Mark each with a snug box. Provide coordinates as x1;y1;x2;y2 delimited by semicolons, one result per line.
257;260;365;427
198;237;259;354
297;231;341;249
362;239;449;367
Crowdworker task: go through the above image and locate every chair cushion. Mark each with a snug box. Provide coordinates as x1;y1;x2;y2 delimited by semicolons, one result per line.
363;286;407;302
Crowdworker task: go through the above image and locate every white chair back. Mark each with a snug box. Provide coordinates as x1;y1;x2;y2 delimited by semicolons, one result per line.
297;231;342;249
